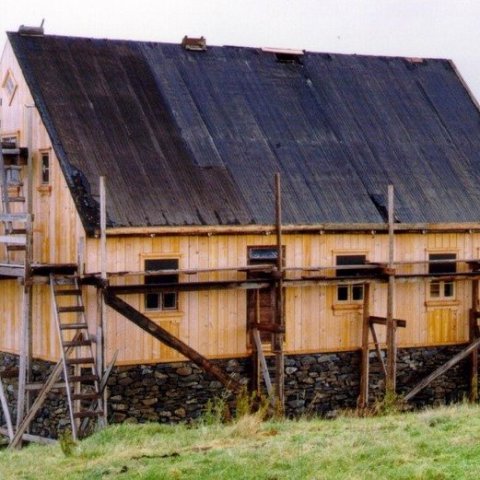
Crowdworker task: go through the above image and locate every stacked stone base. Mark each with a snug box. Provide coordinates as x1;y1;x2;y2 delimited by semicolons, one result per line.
0;345;473;438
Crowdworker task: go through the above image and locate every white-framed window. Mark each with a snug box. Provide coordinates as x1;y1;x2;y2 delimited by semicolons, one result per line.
41;151;50;184
428;253;456;299
335;254;367;302
2;70;17;105
144;258;179;311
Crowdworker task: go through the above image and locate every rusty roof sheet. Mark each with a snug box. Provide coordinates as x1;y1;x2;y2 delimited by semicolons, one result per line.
8;33;480;232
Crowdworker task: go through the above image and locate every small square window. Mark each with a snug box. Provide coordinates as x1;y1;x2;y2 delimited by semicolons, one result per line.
144;259;179;311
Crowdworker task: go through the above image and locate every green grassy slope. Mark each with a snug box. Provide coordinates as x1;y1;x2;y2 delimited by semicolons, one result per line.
1;404;480;479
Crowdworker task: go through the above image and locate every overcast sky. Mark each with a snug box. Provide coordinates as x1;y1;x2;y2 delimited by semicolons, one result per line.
2;0;480;99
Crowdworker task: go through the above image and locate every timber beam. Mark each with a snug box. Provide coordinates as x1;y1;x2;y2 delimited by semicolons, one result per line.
404;336;480;402
103;291;244;394
369;316;406;328
103;279;272;295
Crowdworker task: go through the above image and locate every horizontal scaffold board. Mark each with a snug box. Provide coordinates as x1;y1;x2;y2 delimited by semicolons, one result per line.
0;264;24;278
0;235;26;245
0;213;29;223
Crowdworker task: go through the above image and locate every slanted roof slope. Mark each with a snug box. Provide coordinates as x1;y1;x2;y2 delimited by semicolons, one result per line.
7;32;480;231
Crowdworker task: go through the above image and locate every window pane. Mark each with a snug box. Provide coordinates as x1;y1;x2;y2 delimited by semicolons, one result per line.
41;154;50;184
443;282;455;298
249;247;278;261
337;285;349;301
336;255;367;277
145;293;160;309
352;285;364;301
430;281;440;298
429;254;456;274
163;292;178;309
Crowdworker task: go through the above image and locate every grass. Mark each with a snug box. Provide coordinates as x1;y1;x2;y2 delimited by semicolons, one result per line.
1;403;480;479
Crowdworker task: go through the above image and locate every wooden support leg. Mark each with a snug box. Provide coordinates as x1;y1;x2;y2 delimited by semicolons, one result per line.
358;283;370;408
0;376;14;441
250;290;261;393
369;323;387;378
470;279;479;402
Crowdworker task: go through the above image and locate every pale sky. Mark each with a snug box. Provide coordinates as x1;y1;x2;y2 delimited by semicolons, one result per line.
2;0;480;99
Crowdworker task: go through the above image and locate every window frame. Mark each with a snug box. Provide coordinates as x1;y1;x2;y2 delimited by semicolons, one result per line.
334;254;368;304
143;257;180;313
40;151;50;185
2;70;18;105
428;253;457;300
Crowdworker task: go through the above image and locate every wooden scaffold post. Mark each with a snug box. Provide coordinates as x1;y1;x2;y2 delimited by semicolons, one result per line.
385;184;397;395
273;173;285;410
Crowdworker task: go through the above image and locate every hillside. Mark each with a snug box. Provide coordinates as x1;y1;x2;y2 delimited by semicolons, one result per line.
1;404;480;479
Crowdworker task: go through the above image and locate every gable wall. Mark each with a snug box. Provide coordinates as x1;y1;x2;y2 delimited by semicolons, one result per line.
0;40;86;360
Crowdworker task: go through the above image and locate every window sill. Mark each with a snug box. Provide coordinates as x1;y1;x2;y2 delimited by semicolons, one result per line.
37;185;52;195
424;299;459;308
332;303;363;314
143;310;183;322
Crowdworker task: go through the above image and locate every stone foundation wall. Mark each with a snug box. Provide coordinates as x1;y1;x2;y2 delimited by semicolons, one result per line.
0;345;473;438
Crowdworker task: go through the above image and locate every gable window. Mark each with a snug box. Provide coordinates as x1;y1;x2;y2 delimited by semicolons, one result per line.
2;71;17;105
144;259;179;311
335;255;367;302
429;253;456;299
41;152;50;184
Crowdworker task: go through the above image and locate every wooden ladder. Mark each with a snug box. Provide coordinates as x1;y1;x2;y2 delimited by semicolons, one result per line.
50;273;104;440
0;143;28;261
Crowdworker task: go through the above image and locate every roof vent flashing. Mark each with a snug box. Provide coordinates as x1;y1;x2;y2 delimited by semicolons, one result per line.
262;47;304;65
182;36;207;52
18;19;45;36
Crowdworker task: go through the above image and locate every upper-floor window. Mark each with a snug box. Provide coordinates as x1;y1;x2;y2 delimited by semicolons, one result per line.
429;253;456;299
335;254;367;302
2;71;17;105
41;152;50;184
144;258;179;311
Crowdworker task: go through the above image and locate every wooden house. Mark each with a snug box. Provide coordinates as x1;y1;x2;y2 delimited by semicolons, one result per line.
2;28;480;442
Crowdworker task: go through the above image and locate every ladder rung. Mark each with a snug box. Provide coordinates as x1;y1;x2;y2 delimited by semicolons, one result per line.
58;306;85;313
73;410;103;419
72;393;100;401
70;375;99;383
55;289;82;296
60;323;88;330
5;165;22;171
64;339;91;347
66;357;95;365
6;245;26;251
9;228;27;234
53;277;77;285
7;196;25;202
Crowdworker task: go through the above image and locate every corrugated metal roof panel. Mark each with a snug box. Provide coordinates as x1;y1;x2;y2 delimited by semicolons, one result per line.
8;33;480;231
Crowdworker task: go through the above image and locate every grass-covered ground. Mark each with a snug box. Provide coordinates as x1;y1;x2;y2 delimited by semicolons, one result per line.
1;403;480;479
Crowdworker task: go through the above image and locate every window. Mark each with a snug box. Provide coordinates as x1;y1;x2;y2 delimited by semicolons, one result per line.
41;152;50;184
144;259;179;311
429;253;456;299
335;255;367;302
2;71;17;105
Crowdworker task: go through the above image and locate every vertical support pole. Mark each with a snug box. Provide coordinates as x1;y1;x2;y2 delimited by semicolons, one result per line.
98;176;107;419
470;279;479;402
17;106;34;432
273;173;284;410
358;283;370;408
250;290;261;392
0;376;14;441
385;184;396;395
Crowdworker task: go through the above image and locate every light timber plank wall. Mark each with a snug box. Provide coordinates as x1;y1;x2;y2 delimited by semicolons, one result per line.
80;232;475;366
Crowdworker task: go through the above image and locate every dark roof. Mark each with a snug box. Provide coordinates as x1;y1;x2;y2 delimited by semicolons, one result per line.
8;32;480;231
